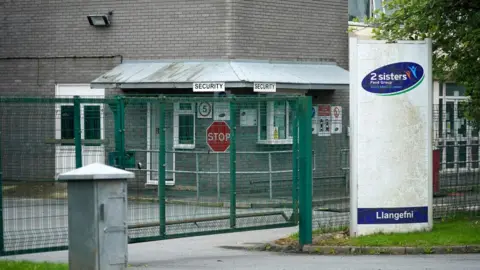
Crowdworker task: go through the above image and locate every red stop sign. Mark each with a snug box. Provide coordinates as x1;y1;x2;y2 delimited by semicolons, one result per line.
206;121;231;152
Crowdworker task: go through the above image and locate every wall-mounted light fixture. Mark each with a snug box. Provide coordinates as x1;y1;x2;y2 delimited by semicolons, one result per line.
87;11;113;27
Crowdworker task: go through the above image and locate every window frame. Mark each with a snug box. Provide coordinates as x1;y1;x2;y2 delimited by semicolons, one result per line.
257;98;294;145
437;82;479;172
173;102;196;149
348;0;390;24
55;103;104;145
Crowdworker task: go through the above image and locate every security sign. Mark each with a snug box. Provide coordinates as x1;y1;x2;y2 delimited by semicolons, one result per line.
206;121;231;152
317;104;331;137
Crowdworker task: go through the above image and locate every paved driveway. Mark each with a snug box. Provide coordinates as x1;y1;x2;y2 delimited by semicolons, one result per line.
2;227;480;270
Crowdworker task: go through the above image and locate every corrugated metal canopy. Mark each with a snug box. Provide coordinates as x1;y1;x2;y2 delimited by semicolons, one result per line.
90;60;349;90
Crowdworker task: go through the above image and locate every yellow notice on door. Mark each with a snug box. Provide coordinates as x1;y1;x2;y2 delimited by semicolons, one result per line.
273;127;279;139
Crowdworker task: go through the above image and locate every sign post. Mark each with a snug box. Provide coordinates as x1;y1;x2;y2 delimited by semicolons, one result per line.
206;121;231;152
349;37;433;237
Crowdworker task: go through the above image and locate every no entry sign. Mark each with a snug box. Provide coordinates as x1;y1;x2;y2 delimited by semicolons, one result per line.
206;121;231;152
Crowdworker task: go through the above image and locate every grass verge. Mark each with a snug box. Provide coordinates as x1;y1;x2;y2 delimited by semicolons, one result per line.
0;260;68;270
282;213;480;248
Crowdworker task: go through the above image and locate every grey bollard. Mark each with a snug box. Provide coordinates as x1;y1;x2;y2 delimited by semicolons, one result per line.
58;163;134;270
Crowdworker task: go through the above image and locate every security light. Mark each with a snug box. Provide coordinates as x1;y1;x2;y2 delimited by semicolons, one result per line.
87;11;113;27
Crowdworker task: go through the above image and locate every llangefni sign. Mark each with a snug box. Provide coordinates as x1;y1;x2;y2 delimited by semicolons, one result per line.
349;37;433;237
361;62;425;96
358;207;429;224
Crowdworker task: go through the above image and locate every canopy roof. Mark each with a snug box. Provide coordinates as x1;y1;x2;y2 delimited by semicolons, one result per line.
90;59;349;90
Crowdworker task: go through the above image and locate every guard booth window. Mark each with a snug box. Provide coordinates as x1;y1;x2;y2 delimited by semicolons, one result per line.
84;105;101;145
174;102;195;149
61;106;74;145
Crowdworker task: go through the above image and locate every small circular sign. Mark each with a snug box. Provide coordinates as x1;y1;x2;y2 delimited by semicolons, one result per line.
198;102;212;117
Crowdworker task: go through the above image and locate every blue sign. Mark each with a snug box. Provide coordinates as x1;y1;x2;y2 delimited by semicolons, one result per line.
358;206;428;224
362;62;425;96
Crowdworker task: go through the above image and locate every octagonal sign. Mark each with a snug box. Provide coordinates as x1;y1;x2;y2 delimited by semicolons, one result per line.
206;121;231;152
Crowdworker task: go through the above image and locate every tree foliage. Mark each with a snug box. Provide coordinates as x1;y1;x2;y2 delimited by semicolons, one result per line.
367;0;480;122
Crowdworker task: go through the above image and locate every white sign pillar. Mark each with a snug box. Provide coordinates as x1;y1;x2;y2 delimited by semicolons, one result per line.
349;37;433;236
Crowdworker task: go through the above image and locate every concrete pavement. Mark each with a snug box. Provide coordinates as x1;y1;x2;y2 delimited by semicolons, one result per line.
2;227;480;270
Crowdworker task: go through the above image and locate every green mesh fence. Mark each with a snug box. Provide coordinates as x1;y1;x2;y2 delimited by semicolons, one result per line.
311;103;350;231
0;95;304;254
0;96;112;255
121;96;301;241
432;104;480;219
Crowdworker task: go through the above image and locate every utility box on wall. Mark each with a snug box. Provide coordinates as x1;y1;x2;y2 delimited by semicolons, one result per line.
57;163;134;270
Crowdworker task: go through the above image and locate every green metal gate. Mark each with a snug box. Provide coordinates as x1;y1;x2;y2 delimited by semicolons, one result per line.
0;95;313;255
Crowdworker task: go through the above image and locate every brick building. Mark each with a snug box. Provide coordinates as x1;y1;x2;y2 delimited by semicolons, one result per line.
1;0;350;197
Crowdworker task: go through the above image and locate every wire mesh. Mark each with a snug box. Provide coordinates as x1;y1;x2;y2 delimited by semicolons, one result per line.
432;103;480;219
311;103;350;231
0;97;109;254
121;96;299;241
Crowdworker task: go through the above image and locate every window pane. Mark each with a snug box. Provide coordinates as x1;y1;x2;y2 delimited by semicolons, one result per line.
438;100;443;138
179;103;192;111
274;101;286;139
84;106;101;141
178;114;194;144
260;102;267;140
472;140;479;169
459;141;467;168
446;141;455;169
288;102;295;138
446;83;466;96
457;104;467;137
349;0;370;21
61;106;74;145
446;101;454;138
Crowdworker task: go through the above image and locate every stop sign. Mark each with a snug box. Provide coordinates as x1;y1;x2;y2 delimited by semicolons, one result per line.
206;121;231;152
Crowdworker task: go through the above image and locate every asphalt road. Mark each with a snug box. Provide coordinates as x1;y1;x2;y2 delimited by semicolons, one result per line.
2;227;480;270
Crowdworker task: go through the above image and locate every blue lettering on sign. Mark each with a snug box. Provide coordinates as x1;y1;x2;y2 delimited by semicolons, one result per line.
361;62;425;96
358;207;428;224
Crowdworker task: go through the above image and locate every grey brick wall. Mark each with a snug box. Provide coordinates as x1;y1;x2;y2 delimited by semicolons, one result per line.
0;0;350;199
231;0;349;68
1;0;348;64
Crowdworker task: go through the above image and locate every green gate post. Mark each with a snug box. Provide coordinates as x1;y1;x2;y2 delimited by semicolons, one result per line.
0;122;4;255
298;96;313;246
158;99;166;237
73;96;82;168
115;96;126;169
229;98;237;228
291;100;299;224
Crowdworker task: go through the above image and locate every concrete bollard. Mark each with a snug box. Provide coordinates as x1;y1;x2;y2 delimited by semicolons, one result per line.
58;163;134;270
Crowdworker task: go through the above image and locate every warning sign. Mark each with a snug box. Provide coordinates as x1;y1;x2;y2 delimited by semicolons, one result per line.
331;106;342;134
318;104;331;137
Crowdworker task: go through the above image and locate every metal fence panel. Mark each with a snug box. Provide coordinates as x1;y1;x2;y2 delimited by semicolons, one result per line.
0;96;112;255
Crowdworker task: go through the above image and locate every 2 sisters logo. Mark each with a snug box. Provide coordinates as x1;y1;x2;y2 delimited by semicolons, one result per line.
361;62;425;96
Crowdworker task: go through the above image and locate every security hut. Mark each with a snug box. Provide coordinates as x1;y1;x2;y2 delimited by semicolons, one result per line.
89;59;349;201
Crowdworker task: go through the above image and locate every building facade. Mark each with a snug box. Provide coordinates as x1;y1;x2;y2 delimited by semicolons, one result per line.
1;0;350;197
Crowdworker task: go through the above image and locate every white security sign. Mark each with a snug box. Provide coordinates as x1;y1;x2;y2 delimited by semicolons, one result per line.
331;106;342;134
193;82;225;92
349;37;433;237
253;82;276;92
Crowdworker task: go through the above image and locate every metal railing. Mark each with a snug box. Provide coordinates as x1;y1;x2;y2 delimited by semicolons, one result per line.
126;149;316;200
